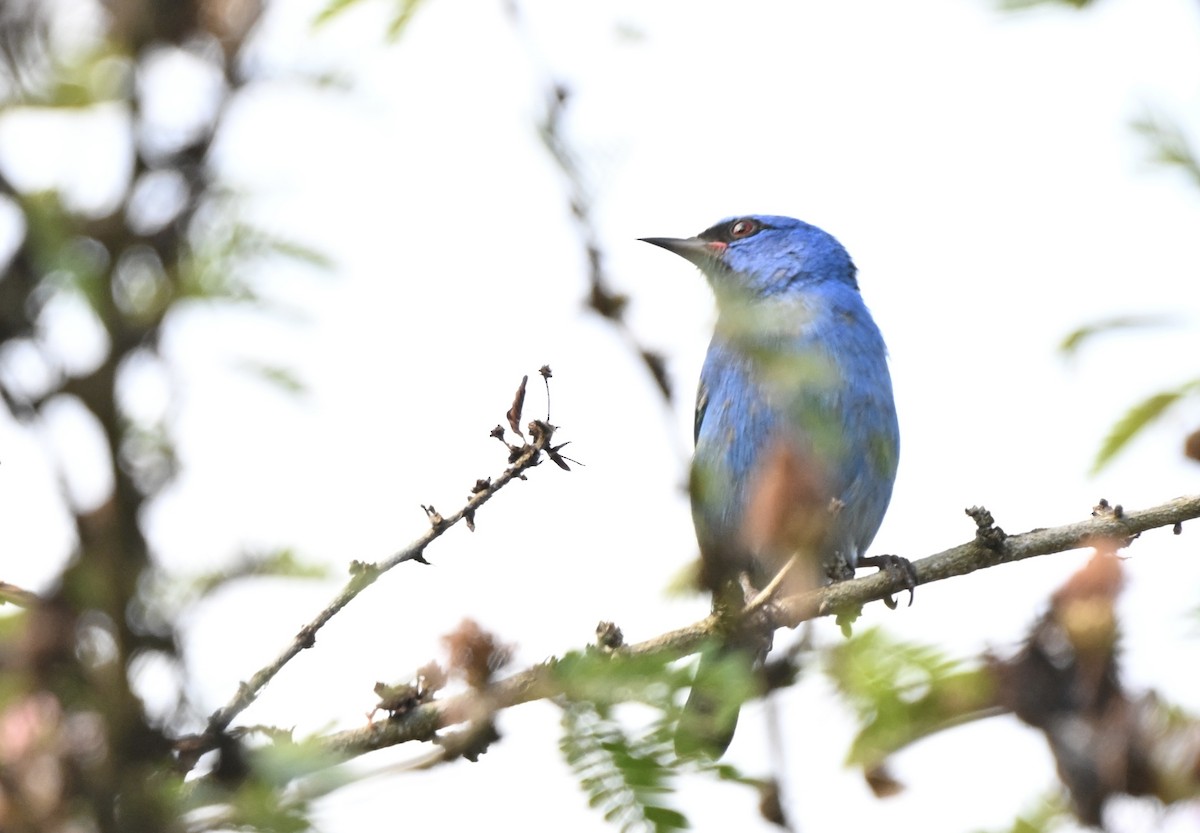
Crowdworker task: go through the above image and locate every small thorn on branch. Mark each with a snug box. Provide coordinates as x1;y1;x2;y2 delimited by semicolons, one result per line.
422;504;446;531
547;442;574;471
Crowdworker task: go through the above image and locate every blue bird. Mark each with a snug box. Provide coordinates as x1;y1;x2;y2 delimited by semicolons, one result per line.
642;214;901;756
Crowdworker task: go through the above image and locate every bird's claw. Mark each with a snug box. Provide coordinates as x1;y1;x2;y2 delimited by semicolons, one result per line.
859;554;917;609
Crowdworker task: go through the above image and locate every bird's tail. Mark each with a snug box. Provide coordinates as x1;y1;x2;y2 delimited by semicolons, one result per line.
674;645;759;759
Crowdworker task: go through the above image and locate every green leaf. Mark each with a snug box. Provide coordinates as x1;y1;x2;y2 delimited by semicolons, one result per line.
1059;315;1174;357
1092;379;1200;474
642;806;690;829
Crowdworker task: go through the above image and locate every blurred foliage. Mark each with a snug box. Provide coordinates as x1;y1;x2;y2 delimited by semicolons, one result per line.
827;553;1200;828
1045;85;1200;475
561;703;689;833
314;0;428;40
1091;379;1200;474
826;628;996;772
1134;112;1200;190
1057;307;1199;472
1065;110;1200;473
188;548;331;597
1058;316;1176;358
0;0;331;830
559;694;769;832
972;793;1073;833
553;648;693;710
999;0;1096;9
553;646;782;828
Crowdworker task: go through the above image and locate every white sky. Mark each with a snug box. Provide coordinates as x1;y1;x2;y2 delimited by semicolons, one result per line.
3;0;1200;831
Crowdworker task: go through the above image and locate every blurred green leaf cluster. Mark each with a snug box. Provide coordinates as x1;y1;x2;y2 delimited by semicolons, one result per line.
826;628;995;771
561;702;688;833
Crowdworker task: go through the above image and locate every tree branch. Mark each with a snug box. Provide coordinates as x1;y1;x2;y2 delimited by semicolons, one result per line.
781;496;1198;624
181;410;560;768
316;494;1200;760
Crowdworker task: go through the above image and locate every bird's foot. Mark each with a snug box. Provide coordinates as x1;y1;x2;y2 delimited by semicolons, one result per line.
859;554;917;609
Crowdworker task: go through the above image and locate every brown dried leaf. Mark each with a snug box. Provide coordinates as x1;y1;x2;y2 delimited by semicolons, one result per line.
1185;427;1200;462
442;619;513;689
418;661;447;695
864;764;906;798
507;376;528;438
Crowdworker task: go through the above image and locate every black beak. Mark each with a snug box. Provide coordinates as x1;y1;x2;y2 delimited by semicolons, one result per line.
640;236;718;269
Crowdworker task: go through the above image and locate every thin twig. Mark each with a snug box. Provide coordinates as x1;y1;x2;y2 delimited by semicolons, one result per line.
744;551;802;615
187;419;557;762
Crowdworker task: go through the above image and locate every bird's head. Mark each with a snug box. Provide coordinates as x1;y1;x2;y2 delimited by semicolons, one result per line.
641;214;858;299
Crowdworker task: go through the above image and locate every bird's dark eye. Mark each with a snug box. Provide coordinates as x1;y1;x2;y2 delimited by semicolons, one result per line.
729;219;759;239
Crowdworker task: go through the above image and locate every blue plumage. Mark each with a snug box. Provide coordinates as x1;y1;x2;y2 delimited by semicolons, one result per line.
643;214;899;755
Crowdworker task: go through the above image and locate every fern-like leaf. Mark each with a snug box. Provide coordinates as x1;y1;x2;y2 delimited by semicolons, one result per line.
560;703;688;833
826;628;995;771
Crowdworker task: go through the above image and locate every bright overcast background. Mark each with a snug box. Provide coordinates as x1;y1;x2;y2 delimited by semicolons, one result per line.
3;0;1200;830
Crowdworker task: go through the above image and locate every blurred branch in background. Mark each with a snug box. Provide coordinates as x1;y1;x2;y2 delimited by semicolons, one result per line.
534;82;674;403
311;2;677;408
0;0;328;829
